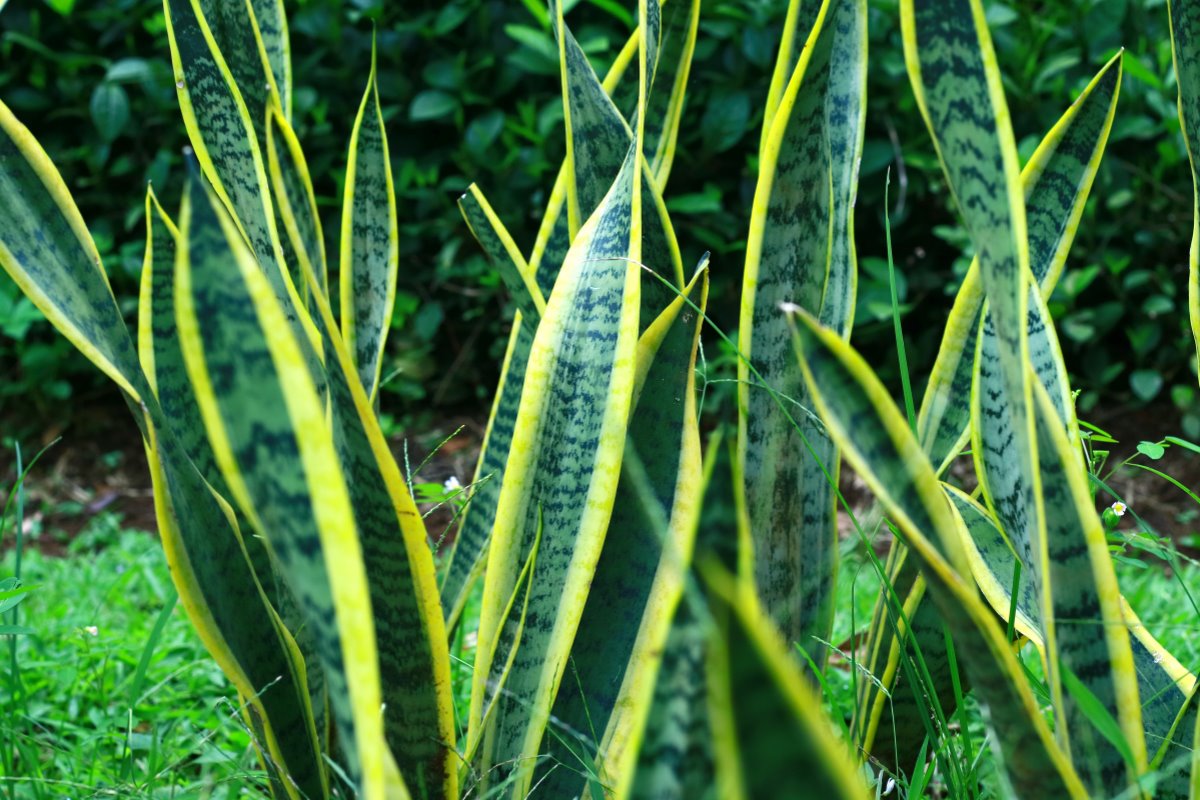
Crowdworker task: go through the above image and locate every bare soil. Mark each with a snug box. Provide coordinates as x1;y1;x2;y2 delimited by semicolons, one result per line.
3;395;1198;558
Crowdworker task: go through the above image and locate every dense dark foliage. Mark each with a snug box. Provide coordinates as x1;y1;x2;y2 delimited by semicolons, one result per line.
1;0;1195;433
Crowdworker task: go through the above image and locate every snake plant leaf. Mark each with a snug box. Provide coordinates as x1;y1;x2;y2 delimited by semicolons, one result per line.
902;0;1042;597
1122;601;1197;798
467;144;643;796
903;0;1058;747
944;484;1042;642
538;267;708;798
620;426;738;800
789;308;1087;799
266;102;329;301
1031;378;1146;792
0;100;147;402
640;0;700;186
917;53;1120;476
816;0;866;337
163;0;289;293
143;198;322;798
968;283;1077;753
287;216;458;799
556;4;632;238
142;423;328;800
139;191;331;760
949;480;1197;798
441;321;536;630
139;190;279;597
194;0;276;148
902;0;1029;385
531;0;693;294
174;172;402;799
705;569;870;800
249;0;291;118
0;104;326;800
1169;0;1200;384
340;43;398;402
327;336;457;797
458;185;546;323
738;0;864;664
759;0;822;153
439;186;544;630
624;592;715;800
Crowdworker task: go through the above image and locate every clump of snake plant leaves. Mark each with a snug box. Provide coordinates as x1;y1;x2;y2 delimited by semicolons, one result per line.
4;0;1200;798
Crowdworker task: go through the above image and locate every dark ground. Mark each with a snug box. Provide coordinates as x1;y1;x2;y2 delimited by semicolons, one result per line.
2;391;1199;559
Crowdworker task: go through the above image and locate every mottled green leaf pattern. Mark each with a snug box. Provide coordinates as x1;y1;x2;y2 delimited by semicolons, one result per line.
944;485;1041;639
266;103;328;299
918;56;1120;476
175;174;396;797
626;597;715;800
319;307;457;799
249;0;290;116
1032;380;1145;792
790;309;1087;798
0;102;326;800
759;0;823;150
538;271;706;798
738;0;845;663
440;187;544;629
0;101;145;401
816;0;866;336
903;0;1042;642
195;0;274;145
163;0;288;297
340;53;398;401
458;185;544;323
1126;608;1197;798
532;0;692;294
442;321;535;629
469;146;641;797
640;0;700;182
706;573;869;800
557;9;633;236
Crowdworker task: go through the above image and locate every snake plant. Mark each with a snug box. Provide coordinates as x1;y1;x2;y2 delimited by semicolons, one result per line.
4;0;1200;797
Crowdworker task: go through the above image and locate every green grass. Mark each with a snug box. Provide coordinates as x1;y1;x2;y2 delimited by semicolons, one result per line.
2;484;1198;798
0;512;266;799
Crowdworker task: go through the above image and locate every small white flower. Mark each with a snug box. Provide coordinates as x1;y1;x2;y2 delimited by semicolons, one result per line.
83;626;98;637
884;778;896;795
1110;502;1127;517
442;476;462;493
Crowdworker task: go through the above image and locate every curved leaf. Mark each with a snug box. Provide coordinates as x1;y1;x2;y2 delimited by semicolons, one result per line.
916;54;1122;475
0;100;146;401
266;102;328;300
789;308;1087;798
705;570;870;800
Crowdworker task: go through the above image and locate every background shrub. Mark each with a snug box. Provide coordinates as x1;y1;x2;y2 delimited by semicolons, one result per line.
1;0;1195;434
